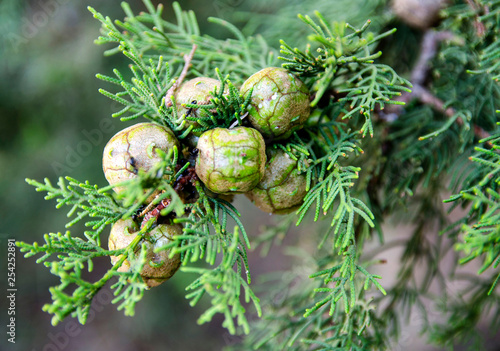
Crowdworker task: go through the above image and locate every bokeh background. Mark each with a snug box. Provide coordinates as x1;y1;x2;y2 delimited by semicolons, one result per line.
0;1;493;350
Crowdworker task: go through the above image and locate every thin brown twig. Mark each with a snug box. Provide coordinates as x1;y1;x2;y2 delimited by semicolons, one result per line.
411;31;456;86
139;191;165;217
411;85;454;117
164;44;198;108
413;85;489;141
465;0;487;37
383;30;490;141
383;31;455;112
229;112;248;129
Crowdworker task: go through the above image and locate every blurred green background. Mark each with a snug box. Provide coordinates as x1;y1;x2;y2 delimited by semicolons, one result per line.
0;1;425;350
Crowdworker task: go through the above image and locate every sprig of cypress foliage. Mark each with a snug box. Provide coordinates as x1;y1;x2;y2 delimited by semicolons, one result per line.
17;150;179;325
279;14;411;136
179;69;253;135
24;176;126;246
444;125;500;294
89;0;276;83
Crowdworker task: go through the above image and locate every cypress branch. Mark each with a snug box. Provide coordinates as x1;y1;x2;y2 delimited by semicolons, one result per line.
16;0;500;349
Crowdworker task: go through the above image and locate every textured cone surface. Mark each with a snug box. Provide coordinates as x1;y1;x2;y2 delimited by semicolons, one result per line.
195;127;266;194
175;77;222;136
102;123;179;195
108;219;182;288
108;218;139;273
241;67;310;140
246;148;307;214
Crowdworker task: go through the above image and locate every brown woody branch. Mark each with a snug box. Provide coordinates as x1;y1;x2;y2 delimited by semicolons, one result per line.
164;44;198;108
383;30;490;141
465;0;488;37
